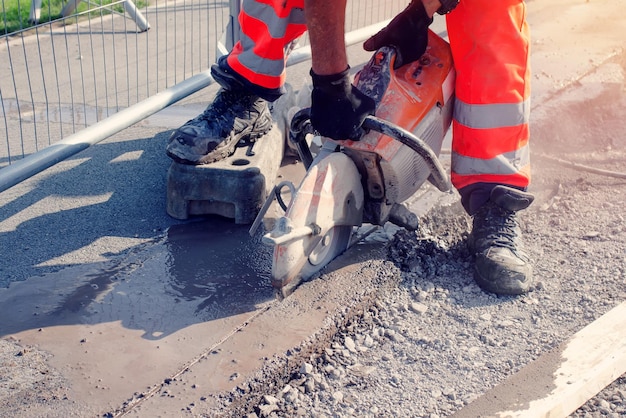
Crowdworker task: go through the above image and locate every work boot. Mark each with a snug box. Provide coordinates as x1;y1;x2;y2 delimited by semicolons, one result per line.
166;88;273;165
468;185;535;295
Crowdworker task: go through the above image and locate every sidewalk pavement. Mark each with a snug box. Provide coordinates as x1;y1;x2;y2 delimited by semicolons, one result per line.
0;0;624;416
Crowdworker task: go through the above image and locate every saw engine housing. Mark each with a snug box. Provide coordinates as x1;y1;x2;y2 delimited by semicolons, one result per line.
341;30;455;226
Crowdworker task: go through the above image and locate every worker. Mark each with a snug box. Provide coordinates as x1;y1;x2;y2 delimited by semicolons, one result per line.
166;0;535;295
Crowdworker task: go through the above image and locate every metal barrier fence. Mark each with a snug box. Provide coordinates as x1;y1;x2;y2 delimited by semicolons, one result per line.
1;0;404;192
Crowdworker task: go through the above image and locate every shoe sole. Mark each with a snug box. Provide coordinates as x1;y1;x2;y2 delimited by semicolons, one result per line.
472;265;532;296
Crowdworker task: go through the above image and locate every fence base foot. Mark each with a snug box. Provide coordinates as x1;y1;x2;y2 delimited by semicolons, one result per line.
166;124;284;225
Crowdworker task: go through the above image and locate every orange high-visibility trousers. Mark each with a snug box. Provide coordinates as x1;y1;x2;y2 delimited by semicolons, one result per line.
226;0;306;92
446;0;531;211
226;0;532;212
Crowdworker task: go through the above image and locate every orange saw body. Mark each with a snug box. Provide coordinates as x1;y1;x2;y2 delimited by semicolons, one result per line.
254;31;455;298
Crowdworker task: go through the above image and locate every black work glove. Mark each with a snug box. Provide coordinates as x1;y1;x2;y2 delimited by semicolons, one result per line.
363;0;433;69
310;67;375;140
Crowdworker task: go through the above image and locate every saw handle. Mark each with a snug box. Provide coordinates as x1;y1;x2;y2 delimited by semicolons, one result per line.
248;180;297;237
289;109;451;192
289;108;316;169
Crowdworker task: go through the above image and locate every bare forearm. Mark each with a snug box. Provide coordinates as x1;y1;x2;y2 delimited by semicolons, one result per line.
423;0;441;17
305;0;441;75
304;0;349;75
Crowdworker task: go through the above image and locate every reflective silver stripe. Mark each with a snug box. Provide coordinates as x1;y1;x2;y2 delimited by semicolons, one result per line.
454;98;530;129
237;33;286;78
452;144;530;176
242;0;306;39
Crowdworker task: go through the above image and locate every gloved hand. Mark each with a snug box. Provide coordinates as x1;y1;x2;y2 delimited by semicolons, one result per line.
363;0;433;69
310;67;375;140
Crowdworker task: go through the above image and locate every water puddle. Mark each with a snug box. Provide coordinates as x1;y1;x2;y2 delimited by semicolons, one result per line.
162;217;274;318
0;216;275;338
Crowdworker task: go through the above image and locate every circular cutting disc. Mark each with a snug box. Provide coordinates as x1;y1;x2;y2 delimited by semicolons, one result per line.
303;225;352;276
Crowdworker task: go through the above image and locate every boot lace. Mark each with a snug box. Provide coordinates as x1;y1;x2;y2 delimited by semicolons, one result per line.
473;203;520;252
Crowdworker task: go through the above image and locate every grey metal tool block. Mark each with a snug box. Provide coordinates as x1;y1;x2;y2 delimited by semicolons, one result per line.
166;125;284;224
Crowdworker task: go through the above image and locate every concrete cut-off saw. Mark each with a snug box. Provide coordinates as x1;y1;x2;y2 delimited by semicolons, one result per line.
251;30;456;299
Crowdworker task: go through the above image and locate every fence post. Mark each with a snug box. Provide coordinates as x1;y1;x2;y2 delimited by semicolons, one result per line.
122;0;151;32
60;0;80;17
28;0;42;24
217;0;241;56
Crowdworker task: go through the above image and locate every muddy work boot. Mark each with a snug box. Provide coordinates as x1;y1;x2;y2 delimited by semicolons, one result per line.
468;185;535;295
166;88;273;165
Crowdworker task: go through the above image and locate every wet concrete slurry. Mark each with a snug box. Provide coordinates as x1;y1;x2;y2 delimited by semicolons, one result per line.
163;219;275;321
0;205;398;415
0;217;279;413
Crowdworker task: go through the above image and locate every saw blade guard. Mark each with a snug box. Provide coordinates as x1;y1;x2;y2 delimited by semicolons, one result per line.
349;30;455;205
263;151;364;294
